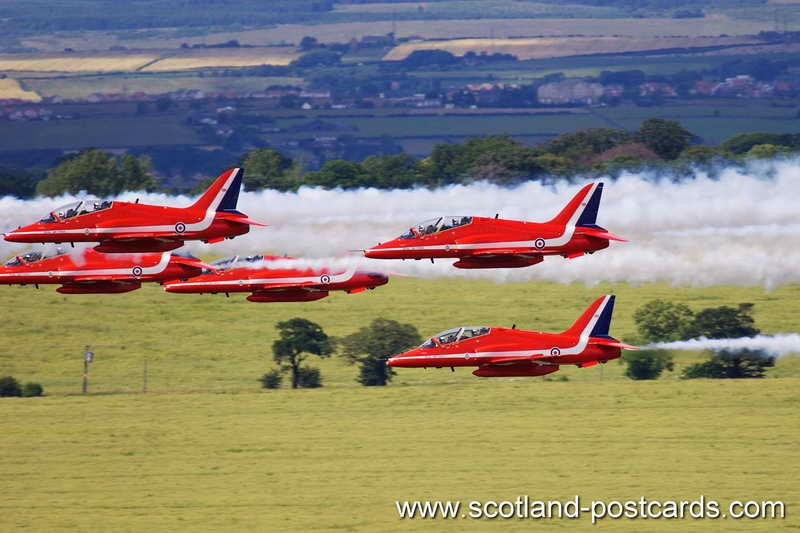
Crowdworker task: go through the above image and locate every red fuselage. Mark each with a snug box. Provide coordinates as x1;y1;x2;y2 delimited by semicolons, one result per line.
3;168;259;253
0;249;207;294
365;217;610;268
363;182;623;268
388;327;621;377
163;256;388;302
3;201;250;252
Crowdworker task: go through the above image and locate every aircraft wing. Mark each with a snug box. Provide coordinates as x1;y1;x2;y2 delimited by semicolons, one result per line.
71;274;135;282
251;281;318;291
465;248;536;256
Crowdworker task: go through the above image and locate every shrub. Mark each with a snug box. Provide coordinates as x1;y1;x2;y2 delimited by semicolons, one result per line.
0;376;21;397
259;370;283;390
682;349;775;379
297;366;322;388
623;350;674;380
21;382;43;397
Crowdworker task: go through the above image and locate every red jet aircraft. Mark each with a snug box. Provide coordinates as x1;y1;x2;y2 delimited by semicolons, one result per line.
3;168;262;253
0;248;211;294
387;295;637;377
363;182;623;268
163;255;389;302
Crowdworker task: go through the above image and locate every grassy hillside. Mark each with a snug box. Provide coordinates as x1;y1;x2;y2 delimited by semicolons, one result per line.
1;379;797;531
1;278;798;395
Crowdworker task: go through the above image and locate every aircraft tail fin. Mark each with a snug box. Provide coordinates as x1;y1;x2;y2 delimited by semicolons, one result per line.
548;182;604;228
562;295;616;338
189;168;244;213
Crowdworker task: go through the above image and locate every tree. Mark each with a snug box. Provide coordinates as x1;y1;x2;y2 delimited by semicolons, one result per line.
635;118;694;160
677;145;722;164
402;49;458;69
691;304;760;339
0;167;38;198
633;300;696;343
745;144;792;160
272;318;334;389
35;149;156;197
360;154;420;189
21;382;43;397
297;366;322;388
682;349;775;379
623;350;674;380
719;132;794;155
546;128;632;162
290;50;341;68
340;318;422;386
299;36;319;50
304;160;375;189
0;376;21;397
242;148;294;191
259;369;283;389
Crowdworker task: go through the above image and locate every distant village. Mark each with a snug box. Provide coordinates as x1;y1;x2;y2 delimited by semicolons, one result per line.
2;71;798;124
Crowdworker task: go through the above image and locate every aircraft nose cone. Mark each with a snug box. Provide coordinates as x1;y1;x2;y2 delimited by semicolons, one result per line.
386;357;397;367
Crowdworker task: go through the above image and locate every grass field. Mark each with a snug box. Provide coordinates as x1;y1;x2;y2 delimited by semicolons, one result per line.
1;278;798;395
0;114;201;151
0;378;797;531
266;113;607;141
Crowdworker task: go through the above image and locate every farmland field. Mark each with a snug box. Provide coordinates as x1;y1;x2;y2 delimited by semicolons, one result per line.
22;74;304;100
0;77;41;101
385;35;759;61
17;14;779;53
0;47;298;75
0;115;201;151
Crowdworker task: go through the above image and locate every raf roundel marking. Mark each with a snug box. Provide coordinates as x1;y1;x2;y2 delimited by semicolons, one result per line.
534;238;546;250
550;347;561;357
175;222;186;234
132;266;143;277
320;274;331;284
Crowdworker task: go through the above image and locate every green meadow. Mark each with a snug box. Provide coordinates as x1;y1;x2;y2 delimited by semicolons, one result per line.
1;278;799;393
1;379;797;531
1;278;799;531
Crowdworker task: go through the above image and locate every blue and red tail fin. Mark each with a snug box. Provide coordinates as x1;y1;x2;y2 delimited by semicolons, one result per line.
562;295;615;337
189;168;243;213
548;182;603;228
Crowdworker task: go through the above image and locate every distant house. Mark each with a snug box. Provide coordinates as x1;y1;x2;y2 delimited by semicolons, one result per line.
639;82;677;98
359;35;394;47
537;80;604;105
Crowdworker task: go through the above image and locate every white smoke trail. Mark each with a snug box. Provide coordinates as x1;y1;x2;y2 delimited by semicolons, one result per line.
1;158;798;287
646;334;800;357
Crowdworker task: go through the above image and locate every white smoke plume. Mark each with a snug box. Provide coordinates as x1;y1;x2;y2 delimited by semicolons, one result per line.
1;158;799;287
646;334;800;357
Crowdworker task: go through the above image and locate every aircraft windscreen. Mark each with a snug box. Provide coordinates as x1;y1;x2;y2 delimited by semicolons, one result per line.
399;216;472;239
5;248;66;266
43;199;112;222
210;254;264;271
426;326;490;346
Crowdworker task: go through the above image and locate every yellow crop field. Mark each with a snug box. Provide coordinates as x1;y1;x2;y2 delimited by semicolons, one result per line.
0;52;160;73
143;47;300;72
0;78;41;101
385;35;759;61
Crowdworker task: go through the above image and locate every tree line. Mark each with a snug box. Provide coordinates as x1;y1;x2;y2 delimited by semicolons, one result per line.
5;117;798;199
